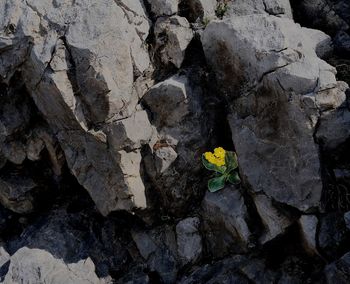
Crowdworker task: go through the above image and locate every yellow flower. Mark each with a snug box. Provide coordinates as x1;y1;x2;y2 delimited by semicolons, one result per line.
214;147;226;159
204;147;226;167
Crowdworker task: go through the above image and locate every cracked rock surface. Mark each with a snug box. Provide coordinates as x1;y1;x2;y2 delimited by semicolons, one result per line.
0;0;350;283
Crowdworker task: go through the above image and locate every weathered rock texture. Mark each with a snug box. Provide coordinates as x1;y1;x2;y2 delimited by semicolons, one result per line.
0;0;350;283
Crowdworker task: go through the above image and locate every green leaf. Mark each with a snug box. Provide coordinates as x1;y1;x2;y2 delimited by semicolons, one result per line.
227;172;241;185
202;154;226;174
208;175;226;192
225;151;238;171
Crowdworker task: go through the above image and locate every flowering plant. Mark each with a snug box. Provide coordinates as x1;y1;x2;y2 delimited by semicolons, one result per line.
202;147;240;192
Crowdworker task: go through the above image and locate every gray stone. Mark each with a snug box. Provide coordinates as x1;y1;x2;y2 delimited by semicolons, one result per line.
144;75;190;127
154;146;178;174
253;194;292;244
154;16;193;68
131;226;178;283
176;217;202;265
202;187;252;255
106;110;153;151
148;0;178;17
299;215;318;254
1;247;105;284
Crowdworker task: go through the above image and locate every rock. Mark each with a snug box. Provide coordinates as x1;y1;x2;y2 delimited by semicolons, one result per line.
201;187;252;256
148;0;178;17
0;0;152;216
202;14;336;211
253;194;292;244
143;71;211;216
176;217;202;265
1;247;105;284
299;215;318;254
318;213;350;259
315;82;347;111
106;111;153;151
225;0;292;19
293;0;349;36
263;0;293;18
116;150;147;210
179;0;217;22
324;251;350;284
154;146;178;174
0;175;37;214
7;208;130;278
316;107;350;150
131;226;178;283
144;75;190;127
154;16;194;68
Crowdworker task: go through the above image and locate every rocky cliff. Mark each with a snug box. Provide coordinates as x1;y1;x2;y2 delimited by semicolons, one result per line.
0;0;350;283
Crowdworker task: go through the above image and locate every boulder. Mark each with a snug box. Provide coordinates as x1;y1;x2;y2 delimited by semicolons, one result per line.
176;217;202;265
143;75;190;127
154;16;194;68
131;226;178;283
253;194;293;244
0;247;106;284
201;187;252;256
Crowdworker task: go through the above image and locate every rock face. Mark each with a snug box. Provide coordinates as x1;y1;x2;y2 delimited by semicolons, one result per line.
0;0;153;216
1;0;350;283
202;14;345;212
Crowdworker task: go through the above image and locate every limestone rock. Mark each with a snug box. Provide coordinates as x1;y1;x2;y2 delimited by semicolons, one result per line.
253;194;292;244
176;217;202;265
106;111;153;151
144;75;189;127
0;0;152;216
225;0;292;19
154;16;193;68
148;0;178;17
0;247;105;284
131;226;178;283
202;187;252;255
154;146;178;174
